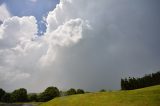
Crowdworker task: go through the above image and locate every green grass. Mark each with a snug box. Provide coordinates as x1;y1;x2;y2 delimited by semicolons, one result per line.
19;102;43;106
40;85;160;106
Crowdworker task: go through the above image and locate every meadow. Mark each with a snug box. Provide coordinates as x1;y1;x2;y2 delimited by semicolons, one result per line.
40;85;160;106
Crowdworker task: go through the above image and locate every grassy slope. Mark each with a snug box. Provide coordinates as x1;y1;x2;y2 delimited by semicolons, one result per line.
40;85;160;106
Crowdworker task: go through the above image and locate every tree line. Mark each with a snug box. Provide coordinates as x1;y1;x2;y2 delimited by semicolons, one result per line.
121;71;160;90
0;87;85;103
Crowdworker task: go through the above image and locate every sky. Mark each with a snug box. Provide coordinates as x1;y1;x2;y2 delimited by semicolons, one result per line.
0;0;59;35
0;0;160;92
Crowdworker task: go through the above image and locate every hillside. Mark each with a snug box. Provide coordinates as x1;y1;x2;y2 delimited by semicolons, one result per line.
40;85;160;106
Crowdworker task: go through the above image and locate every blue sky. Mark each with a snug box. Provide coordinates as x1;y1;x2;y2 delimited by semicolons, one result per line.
0;0;59;35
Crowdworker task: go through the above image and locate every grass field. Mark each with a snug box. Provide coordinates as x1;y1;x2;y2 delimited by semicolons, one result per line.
40;85;160;106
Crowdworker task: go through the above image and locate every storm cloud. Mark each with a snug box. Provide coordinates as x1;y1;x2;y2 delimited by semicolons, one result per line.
0;0;160;92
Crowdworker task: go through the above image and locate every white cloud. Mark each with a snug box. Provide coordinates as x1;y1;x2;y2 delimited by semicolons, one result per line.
0;16;37;48
0;0;90;91
0;0;118;91
0;4;10;22
46;18;85;46
0;16;39;85
39;18;89;66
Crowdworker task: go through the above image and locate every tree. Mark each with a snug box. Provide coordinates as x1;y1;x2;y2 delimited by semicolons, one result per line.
77;89;85;94
121;79;125;90
99;89;106;92
59;91;67;96
1;93;11;103
0;88;5;101
11;88;28;102
28;93;37;102
38;86;60;102
37;93;45;102
121;71;160;90
67;88;76;95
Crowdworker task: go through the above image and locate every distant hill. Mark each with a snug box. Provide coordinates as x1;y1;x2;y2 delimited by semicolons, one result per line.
40;85;160;106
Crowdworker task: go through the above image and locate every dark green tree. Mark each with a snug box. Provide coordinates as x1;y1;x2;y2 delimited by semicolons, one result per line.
99;89;106;92
11;88;28;102
37;93;44;102
1;93;11;103
121;79;125;90
121;71;160;90
0;88;5;101
28;93;37;102
67;88;76;95
77;89;85;94
37;86;60;102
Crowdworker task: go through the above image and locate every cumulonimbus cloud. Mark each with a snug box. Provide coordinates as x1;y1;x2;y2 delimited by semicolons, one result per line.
0;0;160;92
0;0;90;91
